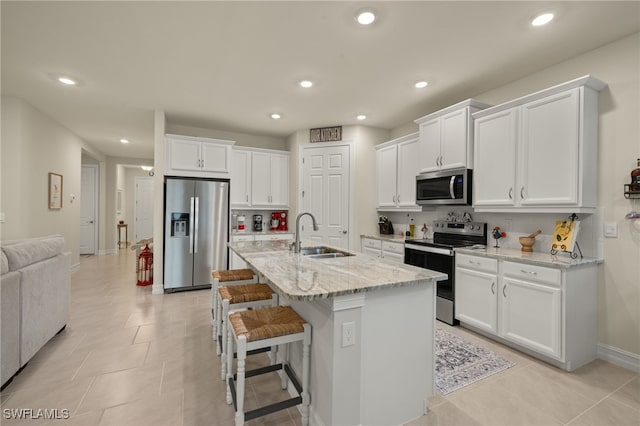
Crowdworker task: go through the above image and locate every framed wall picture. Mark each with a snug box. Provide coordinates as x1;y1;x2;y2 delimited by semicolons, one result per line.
48;172;63;209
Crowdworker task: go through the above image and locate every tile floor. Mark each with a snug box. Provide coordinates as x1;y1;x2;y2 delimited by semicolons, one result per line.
1;249;638;426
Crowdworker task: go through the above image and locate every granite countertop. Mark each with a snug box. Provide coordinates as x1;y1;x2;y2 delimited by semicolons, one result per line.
230;229;293;236
455;246;603;269
228;240;447;300
360;234;432;243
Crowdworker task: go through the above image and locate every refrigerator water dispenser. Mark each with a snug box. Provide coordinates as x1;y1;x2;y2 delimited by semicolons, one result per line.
170;213;190;237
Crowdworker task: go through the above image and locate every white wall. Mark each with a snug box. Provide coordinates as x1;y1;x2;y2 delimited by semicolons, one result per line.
1;97;84;266
390;33;640;357
286;125;390;250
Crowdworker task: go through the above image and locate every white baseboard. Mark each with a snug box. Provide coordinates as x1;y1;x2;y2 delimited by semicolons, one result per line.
98;248;118;255
597;342;640;372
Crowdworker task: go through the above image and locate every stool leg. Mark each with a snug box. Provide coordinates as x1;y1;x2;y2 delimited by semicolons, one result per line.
269;293;278;366
215;295;223;355
280;343;289;390
225;322;234;405
220;299;230;380
234;336;247;426
301;323;311;426
211;279;219;334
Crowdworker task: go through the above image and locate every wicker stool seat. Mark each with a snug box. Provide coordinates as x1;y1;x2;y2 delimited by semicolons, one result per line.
226;306;311;426
211;269;257;345
218;284;274;305
217;283;277;381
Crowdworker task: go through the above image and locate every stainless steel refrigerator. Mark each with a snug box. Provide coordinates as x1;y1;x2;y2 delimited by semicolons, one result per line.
164;177;229;291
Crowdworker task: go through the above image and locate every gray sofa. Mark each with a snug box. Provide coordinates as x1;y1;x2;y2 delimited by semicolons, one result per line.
1;235;70;388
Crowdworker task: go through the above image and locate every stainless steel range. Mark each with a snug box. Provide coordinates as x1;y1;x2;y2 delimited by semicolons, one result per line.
404;220;487;325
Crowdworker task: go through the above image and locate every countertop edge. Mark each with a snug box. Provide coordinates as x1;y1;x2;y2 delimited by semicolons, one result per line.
455;247;603;269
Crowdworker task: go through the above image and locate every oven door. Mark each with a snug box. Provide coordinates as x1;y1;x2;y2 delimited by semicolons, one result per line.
405;244;457;325
404;244;455;301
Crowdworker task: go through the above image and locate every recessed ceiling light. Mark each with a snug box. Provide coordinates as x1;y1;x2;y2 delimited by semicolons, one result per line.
356;10;376;25
57;77;77;85
299;80;313;88
531;12;554;27
415;81;429;89
357;115;367;120
120;139;129;144
271;113;281;120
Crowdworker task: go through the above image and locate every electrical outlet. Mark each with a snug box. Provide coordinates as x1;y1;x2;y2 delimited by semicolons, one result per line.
604;222;618;238
342;321;356;347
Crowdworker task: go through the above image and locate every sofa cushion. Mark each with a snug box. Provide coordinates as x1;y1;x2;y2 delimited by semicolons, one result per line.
1;251;8;275
1;235;64;272
1;270;21;386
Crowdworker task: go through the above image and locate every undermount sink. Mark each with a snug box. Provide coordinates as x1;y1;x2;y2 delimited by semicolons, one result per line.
299;246;353;259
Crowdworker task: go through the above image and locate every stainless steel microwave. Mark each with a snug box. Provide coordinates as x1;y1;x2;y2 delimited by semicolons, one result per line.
416;168;472;206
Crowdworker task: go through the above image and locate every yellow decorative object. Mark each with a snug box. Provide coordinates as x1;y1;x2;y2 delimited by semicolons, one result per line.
551;220;580;253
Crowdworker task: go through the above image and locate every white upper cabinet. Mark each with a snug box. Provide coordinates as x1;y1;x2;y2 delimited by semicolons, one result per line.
230;147;289;209
414;99;490;173
473;75;606;213
375;133;421;211
165;134;234;178
230;149;252;207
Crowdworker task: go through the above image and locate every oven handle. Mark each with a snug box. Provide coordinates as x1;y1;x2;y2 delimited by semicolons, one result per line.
405;244;454;256
450;176;456;199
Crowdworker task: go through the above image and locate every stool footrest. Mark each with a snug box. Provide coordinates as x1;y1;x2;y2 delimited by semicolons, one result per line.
229;362;304;421
245;396;303;422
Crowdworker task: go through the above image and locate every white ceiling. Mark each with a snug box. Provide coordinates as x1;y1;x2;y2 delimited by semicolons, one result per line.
2;1;639;159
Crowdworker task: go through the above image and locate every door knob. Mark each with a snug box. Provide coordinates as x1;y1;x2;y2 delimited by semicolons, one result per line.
341;230;348;234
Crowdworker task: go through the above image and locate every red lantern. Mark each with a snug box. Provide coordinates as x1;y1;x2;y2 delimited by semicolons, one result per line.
137;244;153;286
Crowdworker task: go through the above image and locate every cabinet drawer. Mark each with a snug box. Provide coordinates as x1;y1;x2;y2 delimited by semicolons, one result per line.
362;238;382;250
231;235;254;242
382;241;404;255
456;254;498;273
254;233;293;241
503;261;561;286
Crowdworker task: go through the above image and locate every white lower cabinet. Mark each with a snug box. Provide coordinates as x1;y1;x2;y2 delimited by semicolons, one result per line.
455;253;597;371
381;241;405;264
500;274;561;359
361;237;382;257
361;237;405;263
455;255;498;334
254;233;293;242
230;235;254;269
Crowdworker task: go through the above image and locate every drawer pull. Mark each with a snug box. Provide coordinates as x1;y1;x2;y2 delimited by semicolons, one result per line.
521;269;538;275
468;260;481;266
502;284;507;298
491;281;495;295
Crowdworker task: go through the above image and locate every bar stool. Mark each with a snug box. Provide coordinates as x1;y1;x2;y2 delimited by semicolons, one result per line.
226;305;311;426
217;283;277;380
211;269;257;344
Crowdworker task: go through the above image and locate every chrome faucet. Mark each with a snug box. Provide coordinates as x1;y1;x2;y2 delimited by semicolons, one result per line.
292;212;319;253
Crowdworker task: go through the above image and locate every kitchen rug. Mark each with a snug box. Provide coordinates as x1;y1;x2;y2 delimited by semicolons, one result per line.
435;328;514;395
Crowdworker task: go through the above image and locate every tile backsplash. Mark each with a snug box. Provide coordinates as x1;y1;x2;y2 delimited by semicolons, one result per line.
381;207;603;258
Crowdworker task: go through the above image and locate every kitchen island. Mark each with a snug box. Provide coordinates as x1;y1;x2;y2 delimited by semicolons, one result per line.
228;240;447;426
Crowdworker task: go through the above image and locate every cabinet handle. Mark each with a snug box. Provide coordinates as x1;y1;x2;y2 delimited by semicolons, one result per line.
520;269;538;275
468;260;480;266
502;284;507;298
491;281;495;295
520;186;525;199
392;195;396;203
508;187;513;199
246;195;249;202
397;194;400;203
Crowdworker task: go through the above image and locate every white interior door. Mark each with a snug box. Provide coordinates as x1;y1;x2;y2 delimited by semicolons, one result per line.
135;177;154;242
80;165;98;255
301;144;350;249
